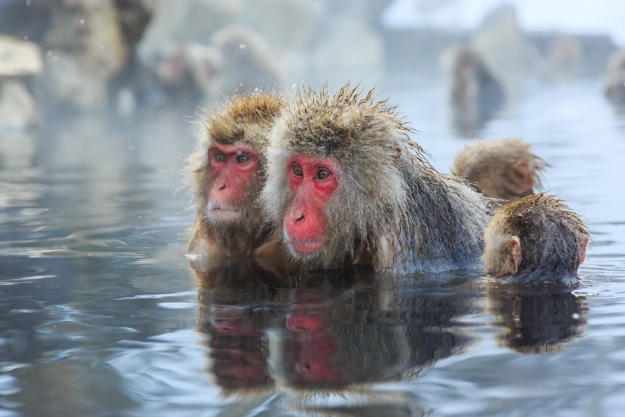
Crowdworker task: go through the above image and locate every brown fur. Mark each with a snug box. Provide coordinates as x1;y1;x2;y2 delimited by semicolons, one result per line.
262;84;495;274
187;91;285;256
483;193;589;284
451;138;548;201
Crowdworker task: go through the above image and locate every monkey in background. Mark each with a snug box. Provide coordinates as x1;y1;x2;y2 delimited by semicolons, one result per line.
445;46;506;136
482;193;589;285
605;49;625;108
188;91;285;257
451;138;548;202
261;84;495;274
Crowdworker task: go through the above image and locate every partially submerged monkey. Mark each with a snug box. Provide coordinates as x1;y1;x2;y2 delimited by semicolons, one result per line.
261;84;495;274
188;91;285;257
451;138;548;201
483;193;589;285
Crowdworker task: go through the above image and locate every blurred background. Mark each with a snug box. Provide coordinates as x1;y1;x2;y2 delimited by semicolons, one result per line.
0;0;624;126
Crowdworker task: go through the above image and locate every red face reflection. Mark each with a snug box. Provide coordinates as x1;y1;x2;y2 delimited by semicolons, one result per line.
207;142;260;222
284;155;340;256
287;291;343;385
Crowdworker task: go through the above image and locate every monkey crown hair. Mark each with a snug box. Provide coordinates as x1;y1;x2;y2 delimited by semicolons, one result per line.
483;193;589;282
203;91;285;148
277;84;419;159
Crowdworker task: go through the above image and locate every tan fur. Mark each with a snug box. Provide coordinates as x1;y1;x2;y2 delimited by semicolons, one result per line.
451;138;548;201
483;193;589;284
262;84;495;273
187;91;285;256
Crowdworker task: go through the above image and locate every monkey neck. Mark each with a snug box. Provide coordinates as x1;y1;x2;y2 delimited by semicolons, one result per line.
374;165;494;273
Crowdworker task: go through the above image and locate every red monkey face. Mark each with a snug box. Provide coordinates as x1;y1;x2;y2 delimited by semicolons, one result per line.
207;142;260;222
284;156;339;256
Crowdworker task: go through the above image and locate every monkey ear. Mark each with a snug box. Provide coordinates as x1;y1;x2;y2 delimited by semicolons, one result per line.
579;235;589;265
508;236;522;275
509;161;533;196
389;141;401;165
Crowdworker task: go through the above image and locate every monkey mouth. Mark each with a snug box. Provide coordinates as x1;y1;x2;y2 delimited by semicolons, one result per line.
285;236;325;256
207;203;242;221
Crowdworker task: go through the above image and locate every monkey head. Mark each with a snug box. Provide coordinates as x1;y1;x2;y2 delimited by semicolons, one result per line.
261;84;428;269
482;193;589;284
188;92;284;254
451;138;548;201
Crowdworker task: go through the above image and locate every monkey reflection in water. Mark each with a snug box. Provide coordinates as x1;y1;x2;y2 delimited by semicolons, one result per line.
488;286;588;354
193;257;474;402
446;46;506;137
451;138;548;202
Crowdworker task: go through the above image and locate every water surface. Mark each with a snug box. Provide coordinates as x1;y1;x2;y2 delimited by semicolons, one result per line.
0;79;624;416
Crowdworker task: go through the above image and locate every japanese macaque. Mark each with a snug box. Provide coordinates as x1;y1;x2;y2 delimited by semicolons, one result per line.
483;193;589;285
451;138;548;201
261;84;495;274
187;91;285;257
604;49;625;107
445;46;506;136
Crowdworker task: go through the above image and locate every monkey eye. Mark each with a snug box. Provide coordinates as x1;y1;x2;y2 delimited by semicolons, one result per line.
213;153;226;163
316;169;330;180
236;154;250;164
292;165;303;176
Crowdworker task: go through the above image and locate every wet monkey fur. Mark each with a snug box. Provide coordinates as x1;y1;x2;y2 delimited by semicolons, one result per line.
483;193;589;285
451;138;548;202
261;84;495;274
188;91;285;257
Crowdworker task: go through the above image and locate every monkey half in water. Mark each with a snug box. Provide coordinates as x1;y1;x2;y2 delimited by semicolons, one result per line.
261;83;495;274
451;138;549;201
188;91;285;257
483;193;589;285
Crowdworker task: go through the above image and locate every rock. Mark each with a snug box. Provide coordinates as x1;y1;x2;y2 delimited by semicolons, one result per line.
0;36;42;130
471;3;538;83
42;0;128;110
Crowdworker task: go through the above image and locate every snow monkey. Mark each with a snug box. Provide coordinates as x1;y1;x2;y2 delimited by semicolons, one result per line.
451;138;548;202
188;91;285;257
261;84;495;274
483;193;589;285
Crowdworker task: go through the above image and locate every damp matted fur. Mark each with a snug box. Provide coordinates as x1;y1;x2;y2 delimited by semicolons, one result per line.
262;83;495;273
451;138;549;201
483;193;589;284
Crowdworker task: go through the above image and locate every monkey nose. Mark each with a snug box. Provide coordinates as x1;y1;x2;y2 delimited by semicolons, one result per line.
218;183;226;191
289;209;304;222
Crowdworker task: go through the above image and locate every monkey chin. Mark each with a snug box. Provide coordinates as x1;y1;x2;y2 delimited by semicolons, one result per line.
285;236;325;257
206;203;242;222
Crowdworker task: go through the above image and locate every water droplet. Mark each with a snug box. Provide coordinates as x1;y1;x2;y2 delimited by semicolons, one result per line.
23;36;28;40
254;87;259;92
292;84;296;89
26;0;31;5
572;313;580;319
80;19;85;25
46;50;53;56
239;44;246;49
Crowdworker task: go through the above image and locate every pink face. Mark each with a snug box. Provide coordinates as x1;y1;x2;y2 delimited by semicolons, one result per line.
284;155;340;256
207;142;260;222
